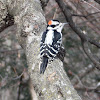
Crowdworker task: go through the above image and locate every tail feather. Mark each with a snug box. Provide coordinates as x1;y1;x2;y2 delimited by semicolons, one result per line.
40;56;48;74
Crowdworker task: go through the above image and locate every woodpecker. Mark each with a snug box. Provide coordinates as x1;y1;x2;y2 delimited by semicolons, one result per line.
40;20;67;74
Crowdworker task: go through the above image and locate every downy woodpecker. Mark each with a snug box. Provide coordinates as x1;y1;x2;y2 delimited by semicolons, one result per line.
40;20;67;74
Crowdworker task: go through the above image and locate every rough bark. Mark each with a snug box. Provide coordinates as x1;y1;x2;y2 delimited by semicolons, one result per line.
0;0;82;100
0;0;8;32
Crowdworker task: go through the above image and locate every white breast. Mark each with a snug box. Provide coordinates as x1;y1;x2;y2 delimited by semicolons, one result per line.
45;30;54;45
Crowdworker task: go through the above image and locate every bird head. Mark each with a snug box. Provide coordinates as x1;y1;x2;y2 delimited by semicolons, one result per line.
47;20;67;32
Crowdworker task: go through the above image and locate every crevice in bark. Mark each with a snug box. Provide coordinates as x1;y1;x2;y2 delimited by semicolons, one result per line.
0;13;14;33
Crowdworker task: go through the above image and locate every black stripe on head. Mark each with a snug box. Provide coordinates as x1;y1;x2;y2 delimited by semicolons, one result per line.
50;25;56;28
52;19;59;22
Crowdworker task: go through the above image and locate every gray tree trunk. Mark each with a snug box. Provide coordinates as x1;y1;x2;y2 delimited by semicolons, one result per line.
0;0;82;100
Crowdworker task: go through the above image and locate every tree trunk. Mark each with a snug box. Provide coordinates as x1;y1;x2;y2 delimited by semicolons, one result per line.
0;0;8;32
0;0;82;100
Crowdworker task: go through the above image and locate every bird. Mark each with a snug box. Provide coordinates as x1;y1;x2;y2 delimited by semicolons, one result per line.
40;19;67;74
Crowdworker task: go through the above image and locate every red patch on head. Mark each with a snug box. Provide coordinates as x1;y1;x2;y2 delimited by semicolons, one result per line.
48;20;52;25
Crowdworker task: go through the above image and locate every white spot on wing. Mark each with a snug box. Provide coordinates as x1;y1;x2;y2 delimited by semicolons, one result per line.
48;45;58;53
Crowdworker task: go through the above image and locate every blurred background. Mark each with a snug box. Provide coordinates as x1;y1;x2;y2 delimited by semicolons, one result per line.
0;0;100;100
